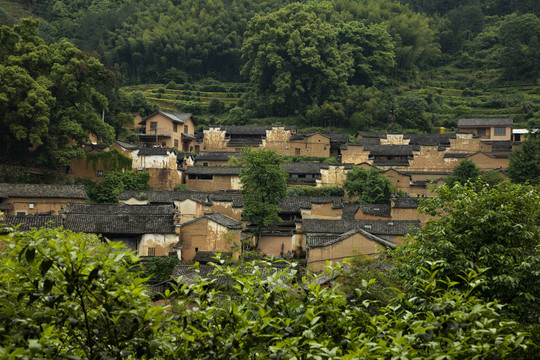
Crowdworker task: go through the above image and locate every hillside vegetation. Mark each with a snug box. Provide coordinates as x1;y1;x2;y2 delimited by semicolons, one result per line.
1;0;540;166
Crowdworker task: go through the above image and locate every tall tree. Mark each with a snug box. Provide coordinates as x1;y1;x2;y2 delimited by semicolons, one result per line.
343;166;395;204
444;158;481;186
240;148;287;247
507;119;540;185
0;18;115;166
241;3;353;116
390;182;540;344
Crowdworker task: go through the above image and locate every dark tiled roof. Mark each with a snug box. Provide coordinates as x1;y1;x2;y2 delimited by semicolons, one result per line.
366;145;417;156
145;111;192;124
0;184;87;199
393;197;420;209
180;212;243;230
138;147;175;156
356;131;386;139
119;190;212;204
185;166;242;175
358;204;391;217
114;140;139;150
2;215;63;232
289;132;330;140
458;118;513;127
226;138;263;147
173;264;233;285
302;219;420;236
206;213;243;229
282;162;324;174
372;159;410;167
0;203;13;210
328;133;350;144
443;153;473;158
306;228;396;249
213;125;295;135
195;152;239;161
209;193;244;207
193;251;232;264
485;141;513;152
64;204;175;234
404;133;455;146
279;196;345;213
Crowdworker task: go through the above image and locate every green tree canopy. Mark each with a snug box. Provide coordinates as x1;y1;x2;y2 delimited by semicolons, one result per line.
240;148;288;246
0;18;115;166
86;171;151;203
241;3;353;116
390;182;540;323
444;158;481;186
343;166;395;204
507;119;540;185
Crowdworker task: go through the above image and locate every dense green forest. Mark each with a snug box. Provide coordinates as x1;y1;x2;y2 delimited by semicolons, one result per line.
2;0;540;165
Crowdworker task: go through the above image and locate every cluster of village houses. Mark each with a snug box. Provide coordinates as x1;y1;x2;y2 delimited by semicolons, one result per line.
0;111;523;271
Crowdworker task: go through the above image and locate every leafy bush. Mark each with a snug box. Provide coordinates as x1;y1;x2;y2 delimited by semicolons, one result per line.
0;227;171;359
286;186;345;197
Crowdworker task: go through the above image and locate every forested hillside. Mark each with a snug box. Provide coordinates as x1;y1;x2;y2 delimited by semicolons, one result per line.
2;0;540;143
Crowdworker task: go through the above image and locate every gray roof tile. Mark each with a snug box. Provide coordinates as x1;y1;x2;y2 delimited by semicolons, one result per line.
0;184;87;199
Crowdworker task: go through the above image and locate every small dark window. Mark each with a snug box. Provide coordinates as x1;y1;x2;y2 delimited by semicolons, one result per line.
16;211;26;216
150;121;157;131
148;247;155;257
173;123;178;132
195;247;199;252
203;162;208;166
161;142;166;146
174;139;179;148
494;127;506;136
184;125;188;133
295;148;301;155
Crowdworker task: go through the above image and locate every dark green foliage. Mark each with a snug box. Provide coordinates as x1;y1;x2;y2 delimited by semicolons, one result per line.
343;166;395;204
508;120;540;185
0;226;531;358
444;159;481;186
0;227;171;359
499;14;540;79
89;171;150;203
390;182;540;324
139;256;180;284
241;3;353;116
173;184;187;191
0;18;115;167
286;186;345;197
85;149;133;172
240;148;288;240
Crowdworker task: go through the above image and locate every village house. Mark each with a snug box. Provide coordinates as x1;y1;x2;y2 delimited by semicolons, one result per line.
193;152;240;166
137;111;196;152
63;203;177;256
184;166;242;191
341;132;512;185
132;147;184;189
457;118;513;141
0;184;87;216
306;228;396;272
177;212;242;263
1;214;64;232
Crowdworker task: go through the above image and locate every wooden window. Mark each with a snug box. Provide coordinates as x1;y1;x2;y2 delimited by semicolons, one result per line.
494;127;506;136
295;148;301;155
174;139;179;148
184;125;188;133
150;121;157;131
173;123;178;132
16;211;26;216
148;247;155;257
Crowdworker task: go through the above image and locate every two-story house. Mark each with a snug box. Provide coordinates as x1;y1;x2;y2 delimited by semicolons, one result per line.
138;111;196;152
